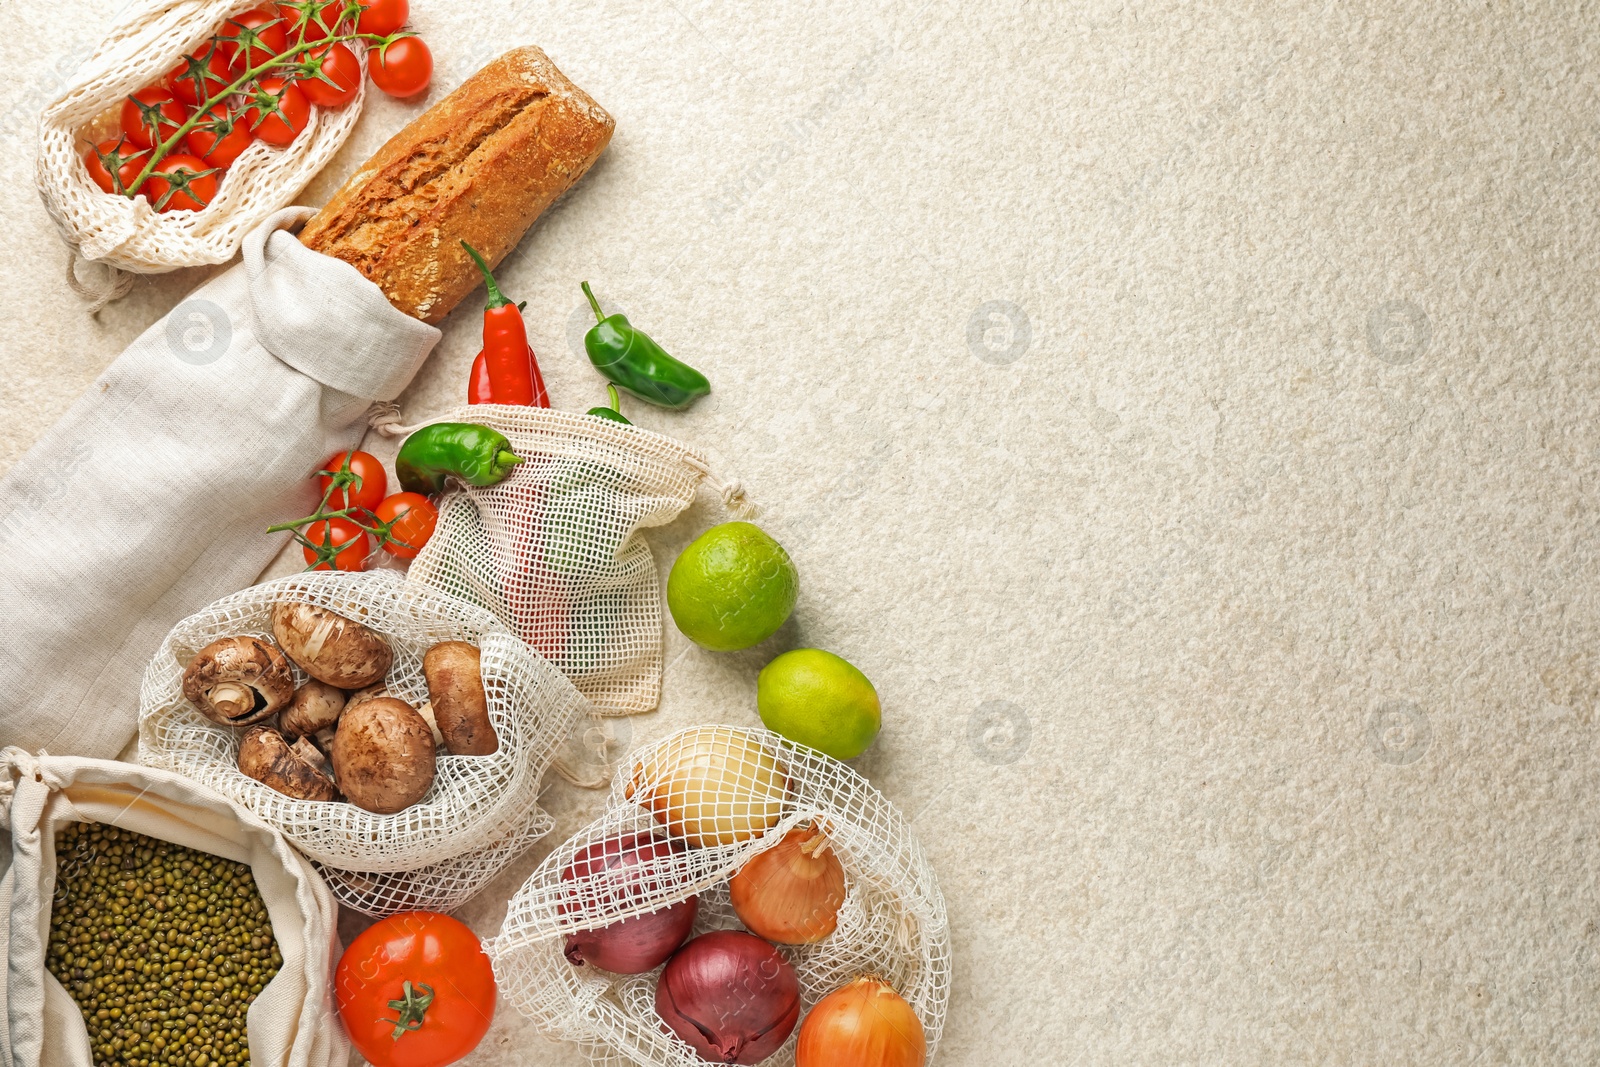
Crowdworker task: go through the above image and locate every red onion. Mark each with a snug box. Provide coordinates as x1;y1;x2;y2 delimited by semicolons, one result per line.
560;832;698;974
655;930;800;1064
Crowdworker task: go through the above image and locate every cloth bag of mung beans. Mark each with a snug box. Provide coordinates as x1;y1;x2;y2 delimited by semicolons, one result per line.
0;748;346;1067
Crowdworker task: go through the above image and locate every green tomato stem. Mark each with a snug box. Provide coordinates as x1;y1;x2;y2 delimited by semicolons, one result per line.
380;981;436;1040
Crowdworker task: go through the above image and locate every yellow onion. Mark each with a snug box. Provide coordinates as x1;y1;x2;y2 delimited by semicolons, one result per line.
625;726;788;847
729;824;846;944
796;977;926;1067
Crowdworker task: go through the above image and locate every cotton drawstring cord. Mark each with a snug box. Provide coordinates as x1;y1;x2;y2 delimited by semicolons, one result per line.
685;456;759;518
66;253;134;315
365;401;431;438
552;719;629;790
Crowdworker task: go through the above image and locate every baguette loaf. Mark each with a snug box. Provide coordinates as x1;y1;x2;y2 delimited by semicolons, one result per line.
299;46;614;324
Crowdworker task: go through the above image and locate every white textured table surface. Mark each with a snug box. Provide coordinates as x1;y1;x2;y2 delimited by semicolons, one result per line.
4;2;1600;1064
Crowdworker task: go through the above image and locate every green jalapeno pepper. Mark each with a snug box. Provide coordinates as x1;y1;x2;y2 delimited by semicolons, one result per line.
586;383;633;425
581;282;710;409
396;422;523;494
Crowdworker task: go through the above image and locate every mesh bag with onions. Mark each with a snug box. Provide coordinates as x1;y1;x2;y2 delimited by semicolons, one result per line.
407;406;733;718
488;725;952;1067
36;0;368;275
138;570;587;915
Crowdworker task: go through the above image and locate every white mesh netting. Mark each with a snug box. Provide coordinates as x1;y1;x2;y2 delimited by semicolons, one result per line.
488;725;951;1067
407;406;717;719
36;0;368;274
138;570;587;914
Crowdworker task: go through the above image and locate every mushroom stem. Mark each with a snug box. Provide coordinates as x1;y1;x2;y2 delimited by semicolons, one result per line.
209;681;258;719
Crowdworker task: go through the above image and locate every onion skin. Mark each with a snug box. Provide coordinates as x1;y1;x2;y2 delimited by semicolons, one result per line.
560;833;697;974
563;901;698;974
626;726;789;847
655;930;800;1064
730;825;847;944
796;977;927;1067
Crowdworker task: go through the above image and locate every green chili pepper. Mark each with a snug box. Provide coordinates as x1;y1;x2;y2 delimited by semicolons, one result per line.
396;423;523;494
586;383;633;425
582;281;710;409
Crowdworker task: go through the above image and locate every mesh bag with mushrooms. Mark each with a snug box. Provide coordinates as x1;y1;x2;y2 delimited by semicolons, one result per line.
487;725;952;1067
138;570;587;914
406;406;748;719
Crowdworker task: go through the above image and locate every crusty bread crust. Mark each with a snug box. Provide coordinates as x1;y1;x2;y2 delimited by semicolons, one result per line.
299;46;614;324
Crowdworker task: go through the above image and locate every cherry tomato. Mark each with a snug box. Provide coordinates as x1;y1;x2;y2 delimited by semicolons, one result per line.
143;153;219;213
277;0;343;43
220;7;289;71
317;450;388;512
369;36;431;98
186;104;255;168
373;493;438;559
335;912;494;1067
355;0;408;36
244;77;311;146
84;139;151;197
119;88;189;150
298;42;361;108
302;518;369;572
164;43;240;106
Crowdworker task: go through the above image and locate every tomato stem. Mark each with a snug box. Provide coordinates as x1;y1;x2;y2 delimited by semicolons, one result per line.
380;981;436;1040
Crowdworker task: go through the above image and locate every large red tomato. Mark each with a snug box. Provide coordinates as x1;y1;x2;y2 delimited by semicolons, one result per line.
335;913;495;1067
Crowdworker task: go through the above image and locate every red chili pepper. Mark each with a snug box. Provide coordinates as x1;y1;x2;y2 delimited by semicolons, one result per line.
462;242;549;407
468;351;494;404
467;348;541;405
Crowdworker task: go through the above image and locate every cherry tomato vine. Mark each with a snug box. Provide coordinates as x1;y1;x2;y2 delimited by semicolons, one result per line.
103;1;429;211
266;451;437;571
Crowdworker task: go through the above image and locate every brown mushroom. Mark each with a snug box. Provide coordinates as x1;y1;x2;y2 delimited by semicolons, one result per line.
182;637;294;727
280;679;346;739
271;601;392;688
237;726;338;801
329;697;437;814
423;641;498;755
345;683;449;745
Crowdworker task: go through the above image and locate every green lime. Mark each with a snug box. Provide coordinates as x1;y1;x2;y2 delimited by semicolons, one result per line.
757;649;881;760
668;522;798;651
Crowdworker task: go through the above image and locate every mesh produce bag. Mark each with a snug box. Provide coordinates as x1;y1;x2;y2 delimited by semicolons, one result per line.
0;749;346;1067
138;570;586;914
36;0;368;278
407;406;739;718
488;725;952;1067
312;784;554;915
